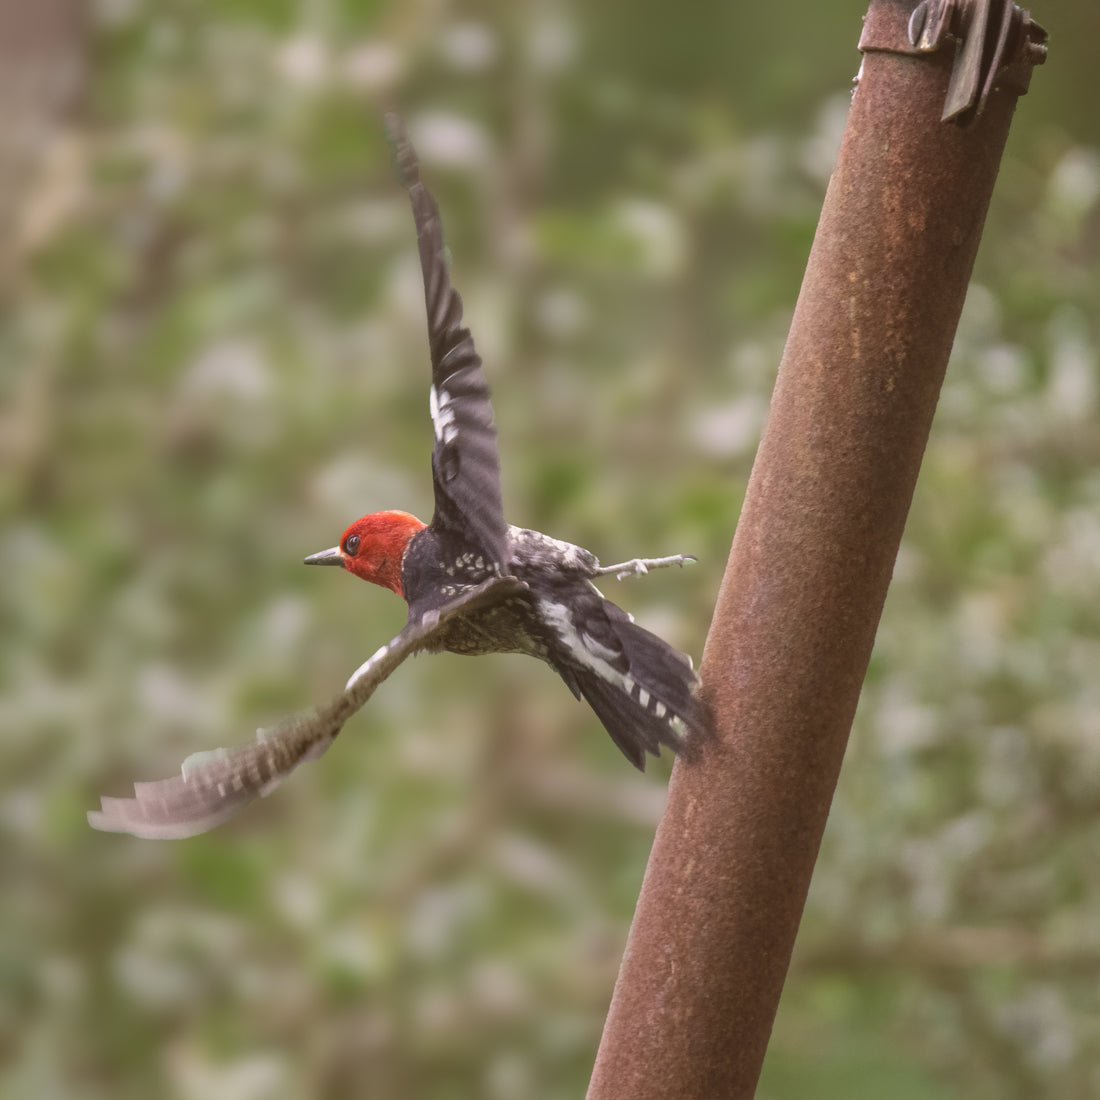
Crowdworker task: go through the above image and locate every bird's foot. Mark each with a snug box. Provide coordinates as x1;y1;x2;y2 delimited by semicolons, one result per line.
597;554;697;581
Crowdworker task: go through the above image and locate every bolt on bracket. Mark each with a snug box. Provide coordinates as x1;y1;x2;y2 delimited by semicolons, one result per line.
859;0;1047;124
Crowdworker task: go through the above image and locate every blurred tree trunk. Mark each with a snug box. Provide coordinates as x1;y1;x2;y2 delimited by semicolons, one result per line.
0;0;87;283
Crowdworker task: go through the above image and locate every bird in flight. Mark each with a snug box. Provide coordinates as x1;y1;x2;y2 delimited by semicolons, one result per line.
89;114;706;839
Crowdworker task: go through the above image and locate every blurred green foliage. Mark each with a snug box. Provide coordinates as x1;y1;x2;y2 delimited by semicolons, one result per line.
2;1;1098;1098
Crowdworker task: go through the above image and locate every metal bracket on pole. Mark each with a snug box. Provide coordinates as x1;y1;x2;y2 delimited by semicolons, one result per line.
859;0;1047;123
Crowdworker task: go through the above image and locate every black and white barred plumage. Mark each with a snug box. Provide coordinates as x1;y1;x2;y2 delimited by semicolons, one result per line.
88;114;704;839
404;523;704;769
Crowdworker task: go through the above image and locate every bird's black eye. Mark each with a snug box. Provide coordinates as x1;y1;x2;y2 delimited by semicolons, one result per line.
345;535;361;555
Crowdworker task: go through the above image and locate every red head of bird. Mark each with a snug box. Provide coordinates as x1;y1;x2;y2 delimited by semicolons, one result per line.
304;510;427;596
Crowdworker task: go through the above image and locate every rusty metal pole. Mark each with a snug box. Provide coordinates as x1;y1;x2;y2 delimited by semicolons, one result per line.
587;3;1046;1097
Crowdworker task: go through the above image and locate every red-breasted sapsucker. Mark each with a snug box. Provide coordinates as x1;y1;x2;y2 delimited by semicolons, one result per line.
89;115;705;839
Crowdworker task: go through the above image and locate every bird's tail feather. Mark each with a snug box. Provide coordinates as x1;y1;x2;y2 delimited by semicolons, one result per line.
556;608;707;770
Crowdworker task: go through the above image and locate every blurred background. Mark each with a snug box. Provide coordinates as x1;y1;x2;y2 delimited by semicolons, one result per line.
1;1;1097;1097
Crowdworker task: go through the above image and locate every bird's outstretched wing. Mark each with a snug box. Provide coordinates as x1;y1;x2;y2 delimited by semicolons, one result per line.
89;577;527;839
384;113;509;573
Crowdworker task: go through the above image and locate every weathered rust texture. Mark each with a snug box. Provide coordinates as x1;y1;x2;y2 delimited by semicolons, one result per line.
588;2;1043;1097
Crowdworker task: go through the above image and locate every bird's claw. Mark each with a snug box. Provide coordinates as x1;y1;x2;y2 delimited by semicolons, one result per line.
600;554;697;581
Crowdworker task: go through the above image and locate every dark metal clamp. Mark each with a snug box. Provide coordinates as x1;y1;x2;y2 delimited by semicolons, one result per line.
861;0;1048;124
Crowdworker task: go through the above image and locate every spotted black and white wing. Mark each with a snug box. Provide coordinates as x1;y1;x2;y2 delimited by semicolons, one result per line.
89;577;526;839
385;114;508;573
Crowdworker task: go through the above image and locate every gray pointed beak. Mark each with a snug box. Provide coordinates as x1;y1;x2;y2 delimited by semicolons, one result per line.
304;546;345;567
